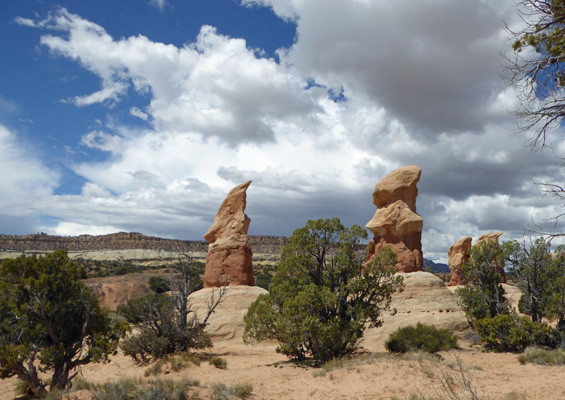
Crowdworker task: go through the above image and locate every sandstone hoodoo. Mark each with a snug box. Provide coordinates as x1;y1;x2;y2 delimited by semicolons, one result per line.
203;181;255;288
447;236;472;286
447;231;506;285
365;165;424;272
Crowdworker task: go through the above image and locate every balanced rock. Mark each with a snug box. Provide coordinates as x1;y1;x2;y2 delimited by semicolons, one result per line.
447;236;472;286
366;166;424;272
203;181;255;288
447;231;506;285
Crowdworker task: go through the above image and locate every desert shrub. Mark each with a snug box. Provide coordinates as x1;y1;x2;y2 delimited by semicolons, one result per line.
244;218;404;362
149;276;172;293
119;294;212;362
385;323;459;353
518;346;565;365
210;382;253;399
209;357;228;369
145;360;165;376
474;314;558;353
118;256;224;362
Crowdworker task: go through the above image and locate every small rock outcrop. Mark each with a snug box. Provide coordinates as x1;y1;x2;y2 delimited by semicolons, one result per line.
203;181;255;288
188;286;268;341
365;166;424;272
447;237;472;286
448;231;506;286
363;272;469;350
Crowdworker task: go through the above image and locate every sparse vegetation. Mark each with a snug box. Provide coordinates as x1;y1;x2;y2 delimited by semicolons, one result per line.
385;323;459;354
518;346;565;365
210;382;253;399
93;377;199;400
400;356;482;400
145;354;202;376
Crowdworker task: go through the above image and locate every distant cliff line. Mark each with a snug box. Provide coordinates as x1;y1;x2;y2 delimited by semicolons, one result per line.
0;232;289;255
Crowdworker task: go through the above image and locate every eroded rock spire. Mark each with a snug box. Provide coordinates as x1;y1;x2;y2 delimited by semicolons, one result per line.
203;181;254;287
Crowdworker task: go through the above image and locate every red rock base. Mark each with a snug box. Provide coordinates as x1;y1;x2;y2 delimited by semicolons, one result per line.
203;245;254;287
366;233;423;273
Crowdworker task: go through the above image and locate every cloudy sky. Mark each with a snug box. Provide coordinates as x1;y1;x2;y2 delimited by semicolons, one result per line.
1;0;564;262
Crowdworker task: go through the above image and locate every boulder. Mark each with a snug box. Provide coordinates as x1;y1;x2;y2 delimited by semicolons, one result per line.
203;181;255;287
188;286;268;341
366;166;424;272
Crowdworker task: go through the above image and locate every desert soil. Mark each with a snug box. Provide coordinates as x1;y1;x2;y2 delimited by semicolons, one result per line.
1;339;564;400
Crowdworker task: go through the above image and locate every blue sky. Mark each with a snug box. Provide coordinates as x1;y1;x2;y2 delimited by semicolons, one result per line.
1;0;564;262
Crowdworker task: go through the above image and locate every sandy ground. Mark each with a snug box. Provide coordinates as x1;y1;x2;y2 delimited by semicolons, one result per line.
1;338;565;400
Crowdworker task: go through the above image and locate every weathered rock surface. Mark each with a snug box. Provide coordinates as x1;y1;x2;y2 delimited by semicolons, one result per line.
203;181;255;287
357;272;469;350
188;286;268;341
448;237;472;286
366;166;424;272
476;231;504;246
448;231;506;285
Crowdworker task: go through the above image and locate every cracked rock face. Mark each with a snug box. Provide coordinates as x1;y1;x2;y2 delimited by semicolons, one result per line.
203;181;254;288
365;166;423;272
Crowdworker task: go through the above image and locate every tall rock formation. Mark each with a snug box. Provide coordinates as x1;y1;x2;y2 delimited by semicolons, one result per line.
447;231;506;286
203;181;255;288
365;166;424;272
447;236;472;286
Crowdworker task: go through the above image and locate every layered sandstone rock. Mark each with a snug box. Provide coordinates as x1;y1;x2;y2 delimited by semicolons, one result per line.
203;181;255;287
366;166;424;272
447;236;472;286
447;231;506;285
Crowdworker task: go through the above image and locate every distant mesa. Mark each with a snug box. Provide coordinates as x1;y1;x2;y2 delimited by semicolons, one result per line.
0;232;287;255
365;165;424;272
203;181;255;288
448;231;506;286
